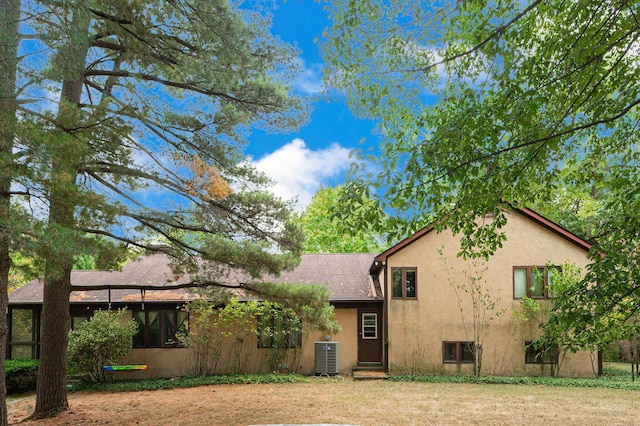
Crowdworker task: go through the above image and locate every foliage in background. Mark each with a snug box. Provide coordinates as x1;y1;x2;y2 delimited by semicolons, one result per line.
8;253;44;293
298;185;387;253
322;0;640;358
67;309;138;383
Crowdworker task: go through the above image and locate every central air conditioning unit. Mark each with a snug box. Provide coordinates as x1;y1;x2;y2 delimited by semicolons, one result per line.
315;341;339;376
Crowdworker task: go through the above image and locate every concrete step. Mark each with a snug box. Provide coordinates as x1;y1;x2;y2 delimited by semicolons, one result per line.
353;363;385;372
353;370;389;380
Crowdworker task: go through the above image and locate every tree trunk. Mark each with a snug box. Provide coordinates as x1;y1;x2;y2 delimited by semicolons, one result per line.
33;273;71;417
33;5;90;418
0;1;20;424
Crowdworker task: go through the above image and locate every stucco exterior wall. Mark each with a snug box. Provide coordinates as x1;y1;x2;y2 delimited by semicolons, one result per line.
383;211;595;378
112;307;358;380
298;307;358;375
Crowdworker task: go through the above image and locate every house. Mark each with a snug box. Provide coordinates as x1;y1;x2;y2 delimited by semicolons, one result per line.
7;207;596;378
371;207;595;377
8;253;382;378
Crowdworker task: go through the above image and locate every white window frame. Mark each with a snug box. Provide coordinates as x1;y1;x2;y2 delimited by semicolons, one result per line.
361;313;378;339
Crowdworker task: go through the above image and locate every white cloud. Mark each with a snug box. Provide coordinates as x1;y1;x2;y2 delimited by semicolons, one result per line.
251;138;351;211
294;60;325;95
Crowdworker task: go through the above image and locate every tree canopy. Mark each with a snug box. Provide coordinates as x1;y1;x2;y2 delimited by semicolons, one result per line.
1;0;309;420
322;0;640;351
298;185;387;253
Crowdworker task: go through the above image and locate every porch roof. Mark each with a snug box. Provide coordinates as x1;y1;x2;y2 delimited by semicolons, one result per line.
9;253;380;305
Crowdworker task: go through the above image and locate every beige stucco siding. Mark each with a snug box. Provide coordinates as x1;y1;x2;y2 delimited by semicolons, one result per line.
112;307;358;379
300;308;358;375
383;211;594;377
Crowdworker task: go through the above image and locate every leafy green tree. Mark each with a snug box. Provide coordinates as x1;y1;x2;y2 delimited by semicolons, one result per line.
67;309;138;383
0;1;22;423
322;0;640;353
299;185;387;253
3;0;308;419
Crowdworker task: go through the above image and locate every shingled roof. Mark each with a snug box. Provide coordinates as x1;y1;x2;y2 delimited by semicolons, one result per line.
9;253;380;305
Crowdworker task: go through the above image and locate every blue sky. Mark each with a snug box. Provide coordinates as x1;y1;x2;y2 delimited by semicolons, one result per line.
246;1;379;211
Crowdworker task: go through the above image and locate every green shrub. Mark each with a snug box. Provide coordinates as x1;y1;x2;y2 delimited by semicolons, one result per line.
68;309;138;383
5;358;38;394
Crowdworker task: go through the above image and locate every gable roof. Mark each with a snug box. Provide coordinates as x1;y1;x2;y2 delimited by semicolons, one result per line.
370;207;593;273
9;253;380;306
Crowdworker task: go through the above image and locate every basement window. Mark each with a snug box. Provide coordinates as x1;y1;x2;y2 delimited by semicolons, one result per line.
443;341;475;364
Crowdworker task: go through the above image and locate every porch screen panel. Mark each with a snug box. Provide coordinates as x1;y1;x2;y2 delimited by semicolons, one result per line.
10;309;36;359
147;311;161;346
162;311;176;346
133;311;146;347
11;309;33;342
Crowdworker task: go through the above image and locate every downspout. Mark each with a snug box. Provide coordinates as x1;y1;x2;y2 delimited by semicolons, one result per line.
383;262;389;372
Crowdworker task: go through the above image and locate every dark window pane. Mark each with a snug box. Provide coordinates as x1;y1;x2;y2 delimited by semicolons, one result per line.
133;311;146;347
162;311;176;346
71;316;89;331
530;268;545;297
444;343;456;361
405;269;416;298
177;311;188;332
392;269;403;297
461;343;475;362
525;341;540;363
147;311;161;347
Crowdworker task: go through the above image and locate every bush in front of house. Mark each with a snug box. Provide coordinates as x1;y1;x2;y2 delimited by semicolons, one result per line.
68;309;138;383
6;358;39;394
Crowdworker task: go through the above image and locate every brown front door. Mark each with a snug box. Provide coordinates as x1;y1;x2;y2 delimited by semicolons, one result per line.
358;307;383;363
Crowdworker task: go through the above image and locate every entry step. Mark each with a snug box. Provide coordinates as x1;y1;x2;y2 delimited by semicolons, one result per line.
353;370;389;380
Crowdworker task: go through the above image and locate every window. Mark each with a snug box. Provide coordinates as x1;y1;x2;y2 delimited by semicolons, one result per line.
8;308;40;359
361;313;377;339
525;341;558;364
513;266;561;299
257;308;302;349
133;309;188;348
392;267;417;299
443;341;475;363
